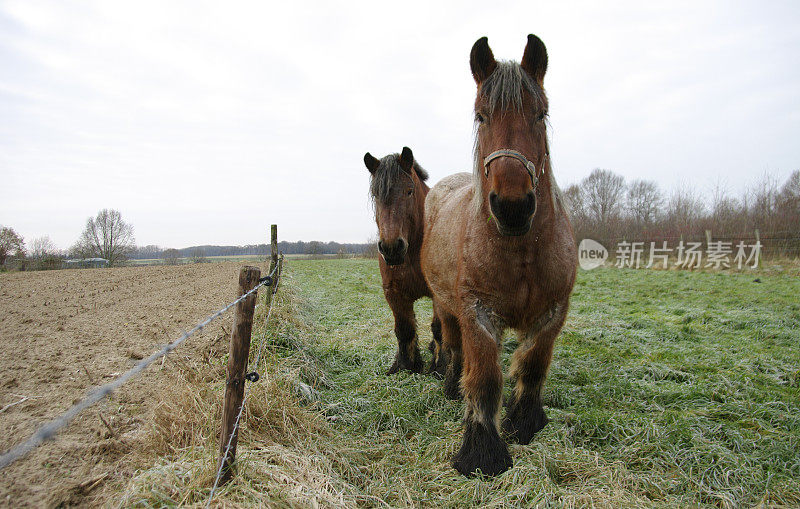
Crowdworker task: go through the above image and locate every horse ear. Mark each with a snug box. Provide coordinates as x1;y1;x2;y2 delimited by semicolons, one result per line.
470;36;497;84
521;34;548;84
399;147;414;173
364;152;380;174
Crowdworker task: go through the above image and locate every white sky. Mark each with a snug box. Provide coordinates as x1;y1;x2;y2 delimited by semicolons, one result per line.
1;1;798;249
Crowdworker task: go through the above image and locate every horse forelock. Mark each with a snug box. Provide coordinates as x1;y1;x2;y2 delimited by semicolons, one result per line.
472;60;550;214
479;60;544;116
369;154;428;205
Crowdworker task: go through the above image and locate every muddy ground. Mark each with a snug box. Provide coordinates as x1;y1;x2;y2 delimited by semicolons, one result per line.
0;262;270;507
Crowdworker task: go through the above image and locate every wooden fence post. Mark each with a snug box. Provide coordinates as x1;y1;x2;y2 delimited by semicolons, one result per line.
217;265;261;485
270;225;278;275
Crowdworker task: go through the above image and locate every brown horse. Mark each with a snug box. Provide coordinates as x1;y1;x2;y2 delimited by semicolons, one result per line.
421;35;577;476
364;147;445;375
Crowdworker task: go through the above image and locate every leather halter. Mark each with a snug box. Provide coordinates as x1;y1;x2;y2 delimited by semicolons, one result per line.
483;149;547;188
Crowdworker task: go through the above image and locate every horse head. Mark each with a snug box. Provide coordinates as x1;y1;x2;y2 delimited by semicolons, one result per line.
364;147;428;265
471;35;550;237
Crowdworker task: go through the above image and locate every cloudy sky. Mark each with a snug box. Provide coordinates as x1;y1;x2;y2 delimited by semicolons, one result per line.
1;1;798;249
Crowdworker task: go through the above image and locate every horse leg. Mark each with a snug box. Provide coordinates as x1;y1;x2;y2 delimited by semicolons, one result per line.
502;302;568;444
386;297;423;375
452;305;511;477
439;311;463;400
426;305;448;378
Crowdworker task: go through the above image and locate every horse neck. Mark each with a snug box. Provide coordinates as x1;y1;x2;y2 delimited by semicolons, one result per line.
407;178;430;254
531;161;557;230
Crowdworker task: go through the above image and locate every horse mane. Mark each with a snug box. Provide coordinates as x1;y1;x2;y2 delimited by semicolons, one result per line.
471;60;562;215
370;153;428;204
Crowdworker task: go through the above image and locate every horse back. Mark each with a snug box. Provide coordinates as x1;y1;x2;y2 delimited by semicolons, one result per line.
421;173;473;315
425;172;472;221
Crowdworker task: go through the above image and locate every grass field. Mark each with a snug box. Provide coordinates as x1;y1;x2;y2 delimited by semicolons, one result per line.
122;259;800;507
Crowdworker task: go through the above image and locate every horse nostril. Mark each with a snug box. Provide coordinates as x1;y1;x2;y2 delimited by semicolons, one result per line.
526;191;536;214
397;238;407;252
377;240;386;254
489;192;500;216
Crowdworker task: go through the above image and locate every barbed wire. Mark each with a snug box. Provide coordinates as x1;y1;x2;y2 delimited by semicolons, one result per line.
207;254;284;506
0;264;277;471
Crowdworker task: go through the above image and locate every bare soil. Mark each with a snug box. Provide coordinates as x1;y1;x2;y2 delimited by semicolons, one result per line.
0;262;270;507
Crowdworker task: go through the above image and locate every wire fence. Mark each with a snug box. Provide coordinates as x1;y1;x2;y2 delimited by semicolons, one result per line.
207;255;283;506
0;261;278;471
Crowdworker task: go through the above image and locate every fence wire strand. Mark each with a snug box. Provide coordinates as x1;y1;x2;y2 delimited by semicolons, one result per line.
207;255;283;506
0;267;274;471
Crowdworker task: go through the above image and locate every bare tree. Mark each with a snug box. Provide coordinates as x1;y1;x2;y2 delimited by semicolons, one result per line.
780;170;800;201
0;226;25;267
563;184;585;221
748;172;780;232
709;180;741;234
778;170;799;228
29;236;57;259
626;180;663;226
563;183;590;239
74;209;135;266
28;236;62;269
581;169;626;236
666;186;705;233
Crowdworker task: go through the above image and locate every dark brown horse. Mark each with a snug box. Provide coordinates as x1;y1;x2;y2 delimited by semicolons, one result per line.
364;147;445;375
421;35;577;476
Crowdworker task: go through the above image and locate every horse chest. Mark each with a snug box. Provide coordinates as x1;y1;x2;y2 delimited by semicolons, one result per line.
381;263;426;299
471;260;542;326
503;273;540;321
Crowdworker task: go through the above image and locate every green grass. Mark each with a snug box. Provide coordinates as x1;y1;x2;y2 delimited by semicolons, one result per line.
123;259;800;508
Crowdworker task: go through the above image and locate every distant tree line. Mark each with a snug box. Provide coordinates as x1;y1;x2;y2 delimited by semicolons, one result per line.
129;240;373;260
4;170;799;272
564;169;800;256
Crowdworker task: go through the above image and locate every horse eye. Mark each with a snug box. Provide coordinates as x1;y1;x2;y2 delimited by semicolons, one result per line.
475;112;486;124
407;188;413;196
537;111;547;122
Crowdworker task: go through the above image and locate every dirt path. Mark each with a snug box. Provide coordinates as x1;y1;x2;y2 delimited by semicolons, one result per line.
0;262;269;507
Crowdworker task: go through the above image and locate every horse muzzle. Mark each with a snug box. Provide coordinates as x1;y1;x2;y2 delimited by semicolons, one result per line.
489;191;536;236
378;238;408;266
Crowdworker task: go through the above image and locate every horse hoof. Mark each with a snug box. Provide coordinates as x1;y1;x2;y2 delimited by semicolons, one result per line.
386;353;424;375
386;361;400;375
425;357;447;379
426;363;445;379
502;405;549;445
452;421;512;477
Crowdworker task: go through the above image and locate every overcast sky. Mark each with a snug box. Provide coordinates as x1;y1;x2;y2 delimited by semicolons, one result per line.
1;1;798;249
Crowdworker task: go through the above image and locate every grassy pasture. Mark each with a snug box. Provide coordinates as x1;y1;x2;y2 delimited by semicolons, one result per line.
123;259;799;507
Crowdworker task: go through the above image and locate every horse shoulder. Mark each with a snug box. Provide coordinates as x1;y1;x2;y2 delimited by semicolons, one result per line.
539;213;578;298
